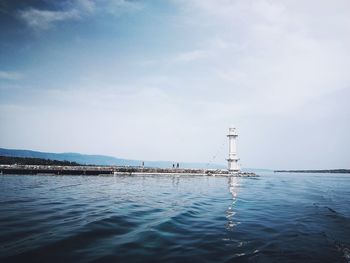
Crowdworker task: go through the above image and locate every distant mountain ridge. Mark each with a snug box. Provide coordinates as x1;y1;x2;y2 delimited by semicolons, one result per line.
0;148;225;169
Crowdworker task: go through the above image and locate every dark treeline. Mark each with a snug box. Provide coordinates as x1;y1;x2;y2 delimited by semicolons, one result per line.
0;156;80;166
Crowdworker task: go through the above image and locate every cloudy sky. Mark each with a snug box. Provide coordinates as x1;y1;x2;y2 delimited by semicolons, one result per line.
0;0;349;169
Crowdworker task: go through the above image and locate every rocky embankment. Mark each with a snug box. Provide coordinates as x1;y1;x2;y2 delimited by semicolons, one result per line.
0;164;257;177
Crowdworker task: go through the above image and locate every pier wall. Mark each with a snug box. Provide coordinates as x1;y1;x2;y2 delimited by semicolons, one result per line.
0;165;256;177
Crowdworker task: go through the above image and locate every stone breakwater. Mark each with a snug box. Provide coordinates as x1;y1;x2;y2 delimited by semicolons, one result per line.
0;165;257;177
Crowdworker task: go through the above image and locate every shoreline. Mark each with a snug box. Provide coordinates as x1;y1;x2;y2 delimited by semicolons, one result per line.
274;169;350;174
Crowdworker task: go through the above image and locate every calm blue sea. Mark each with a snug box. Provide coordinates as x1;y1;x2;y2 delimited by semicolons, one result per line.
0;173;349;263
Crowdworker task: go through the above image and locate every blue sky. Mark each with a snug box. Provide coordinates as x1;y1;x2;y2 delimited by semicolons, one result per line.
1;0;349;169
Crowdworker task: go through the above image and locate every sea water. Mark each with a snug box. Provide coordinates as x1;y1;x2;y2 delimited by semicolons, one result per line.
0;173;349;262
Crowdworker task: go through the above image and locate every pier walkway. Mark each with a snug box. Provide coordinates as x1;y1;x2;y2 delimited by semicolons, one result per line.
0;165;256;177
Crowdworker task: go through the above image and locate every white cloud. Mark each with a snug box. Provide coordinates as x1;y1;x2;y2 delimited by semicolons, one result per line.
175;49;210;62
102;0;143;15
74;0;142;15
75;0;96;13
18;8;80;30
0;71;22;80
173;0;350;113
17;0;142;31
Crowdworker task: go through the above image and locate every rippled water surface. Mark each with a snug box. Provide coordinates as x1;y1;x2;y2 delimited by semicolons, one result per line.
0;173;349;262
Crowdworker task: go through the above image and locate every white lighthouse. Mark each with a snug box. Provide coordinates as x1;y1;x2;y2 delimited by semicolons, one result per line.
227;127;240;172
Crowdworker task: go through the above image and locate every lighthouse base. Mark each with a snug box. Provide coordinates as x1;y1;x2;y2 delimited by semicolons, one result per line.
227;158;240;172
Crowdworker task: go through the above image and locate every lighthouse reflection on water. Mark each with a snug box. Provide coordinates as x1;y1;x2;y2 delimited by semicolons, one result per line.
226;176;240;230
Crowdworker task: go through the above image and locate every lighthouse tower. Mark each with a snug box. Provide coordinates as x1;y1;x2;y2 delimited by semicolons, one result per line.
227;127;240;172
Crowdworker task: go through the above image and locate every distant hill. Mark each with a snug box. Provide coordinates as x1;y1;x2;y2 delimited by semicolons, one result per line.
0;148;225;169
